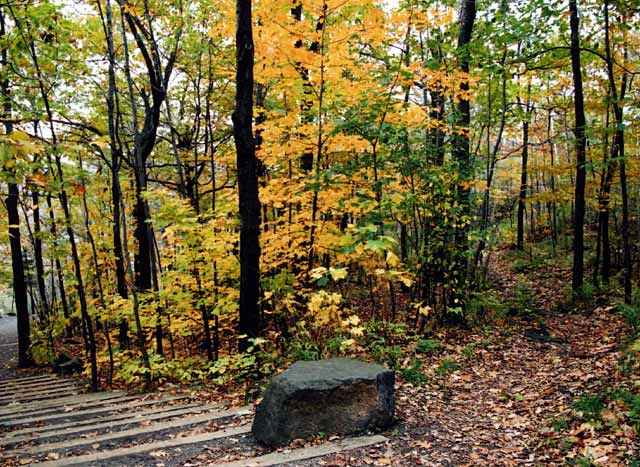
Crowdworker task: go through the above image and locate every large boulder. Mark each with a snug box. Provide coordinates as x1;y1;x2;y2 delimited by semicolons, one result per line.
252;358;394;447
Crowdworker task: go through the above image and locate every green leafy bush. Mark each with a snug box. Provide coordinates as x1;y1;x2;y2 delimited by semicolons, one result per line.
551;416;570;432
371;341;403;369
613;389;640;432
466;290;508;322
508;280;537;315
573;393;604;422
436;358;461;376
618;302;640;336
416;338;442;355
400;359;428;385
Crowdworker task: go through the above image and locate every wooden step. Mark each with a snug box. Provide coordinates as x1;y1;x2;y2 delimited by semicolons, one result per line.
0;395;136;423
3;400;204;438
216;434;389;467
13;406;252;454
0;387;80;406
28;424;252;467
0;391;126;417
28;432;387;467
0;382;80;401
0;375;58;388
1;395;190;427
0;378;78;396
0;402;223;447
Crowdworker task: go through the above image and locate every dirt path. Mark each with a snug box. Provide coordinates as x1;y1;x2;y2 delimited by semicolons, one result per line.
280;309;634;467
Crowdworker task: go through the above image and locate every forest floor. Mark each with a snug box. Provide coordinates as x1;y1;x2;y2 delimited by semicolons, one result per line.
1;251;638;466
186;249;639;466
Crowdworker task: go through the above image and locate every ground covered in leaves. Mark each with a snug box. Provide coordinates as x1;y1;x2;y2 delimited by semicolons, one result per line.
3;250;639;467
164;249;637;467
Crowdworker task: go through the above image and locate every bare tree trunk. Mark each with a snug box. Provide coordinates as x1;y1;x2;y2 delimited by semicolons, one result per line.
517;83;533;251
1;9;33;368
451;0;476;307
603;0;632;303
569;0;587;293
97;0;130;348
233;0;261;352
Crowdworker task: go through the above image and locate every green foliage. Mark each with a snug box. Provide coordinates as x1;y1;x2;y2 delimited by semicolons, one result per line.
435;358;461;376
574;282;595;302
116;353;152;386
466;290;507;322
461;343;478;359
510;256;543;273
289;339;321;362
613;389;640;432
508;280;537;315
400;359;428;385
618;302;640;336
560;437;575;453
416;338;442;355
208;338;276;386
566;455;595;467
30;314;69;365
363;319;409;370
573;393;604;422
371;342;403;369
551;416;570;432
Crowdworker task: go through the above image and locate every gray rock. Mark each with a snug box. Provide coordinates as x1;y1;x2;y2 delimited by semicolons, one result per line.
252;358;394;447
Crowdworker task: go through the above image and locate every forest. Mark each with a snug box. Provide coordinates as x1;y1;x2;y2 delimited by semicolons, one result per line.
0;0;639;463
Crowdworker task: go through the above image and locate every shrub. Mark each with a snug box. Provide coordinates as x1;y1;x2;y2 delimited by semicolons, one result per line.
573;393;604;422
613;389;640;432
551;416;570;432
509;280;537;315
618;302;640;336
400;359;428;385
466;290;508;323
371;342;403;369
416;338;442;355
436;358;461;376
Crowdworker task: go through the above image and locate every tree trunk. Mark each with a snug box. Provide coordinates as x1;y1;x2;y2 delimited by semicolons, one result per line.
569;0;587;293
47;194;71;333
32;191;49;317
1;10;33;368
452;0;476;300
7;182;33;368
98;0;130;347
517;119;529;251
516;83;533;251
603;0;632;303
233;0;261;352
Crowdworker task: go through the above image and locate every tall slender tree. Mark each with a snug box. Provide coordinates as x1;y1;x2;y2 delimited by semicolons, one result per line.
452;0;476;303
569;0;587;293
233;0;261;352
1;8;33;368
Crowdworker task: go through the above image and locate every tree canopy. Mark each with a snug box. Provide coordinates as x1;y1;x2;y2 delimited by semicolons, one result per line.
0;0;638;400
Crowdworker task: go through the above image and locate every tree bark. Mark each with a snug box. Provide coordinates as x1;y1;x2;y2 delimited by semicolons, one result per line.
451;0;476;306
97;0;130;348
603;0;632;303
517;120;529;251
1;9;33;368
569;0;587;293
517;83;533;251
233;0;261;352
